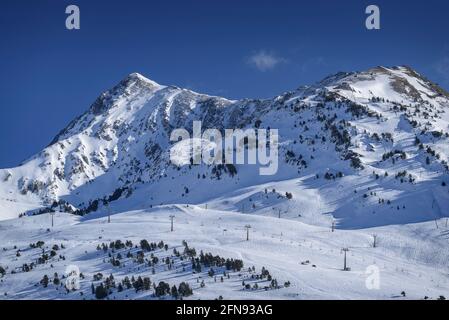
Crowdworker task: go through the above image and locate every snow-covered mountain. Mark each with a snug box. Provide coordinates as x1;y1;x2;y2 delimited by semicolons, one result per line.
2;66;449;300
1;66;448;229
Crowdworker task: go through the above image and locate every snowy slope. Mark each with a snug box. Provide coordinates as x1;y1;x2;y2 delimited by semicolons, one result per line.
1;206;449;300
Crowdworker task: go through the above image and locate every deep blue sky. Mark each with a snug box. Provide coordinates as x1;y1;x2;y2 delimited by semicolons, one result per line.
1;0;449;168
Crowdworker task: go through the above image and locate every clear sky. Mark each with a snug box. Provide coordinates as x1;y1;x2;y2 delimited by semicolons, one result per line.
1;0;449;168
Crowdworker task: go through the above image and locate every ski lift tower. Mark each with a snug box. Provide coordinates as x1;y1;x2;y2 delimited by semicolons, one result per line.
245;225;252;241
342;248;351;271
169;215;175;232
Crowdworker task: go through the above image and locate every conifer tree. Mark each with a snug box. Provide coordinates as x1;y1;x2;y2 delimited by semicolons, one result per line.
171;285;178;299
40;275;49;288
95;284;108;299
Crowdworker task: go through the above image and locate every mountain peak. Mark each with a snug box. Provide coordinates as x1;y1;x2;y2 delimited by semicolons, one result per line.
121;72;161;87
318;65;449;103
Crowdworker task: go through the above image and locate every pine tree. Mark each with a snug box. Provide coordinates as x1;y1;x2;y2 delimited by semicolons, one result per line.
133;276;144;292
95;284;108;299
155;281;170;297
143;277;151;290
40;275;49;288
140;239;151;251
0;266;5;277
123;276;132;289
53;273;60;285
178;282;193;297
171;285;179;299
